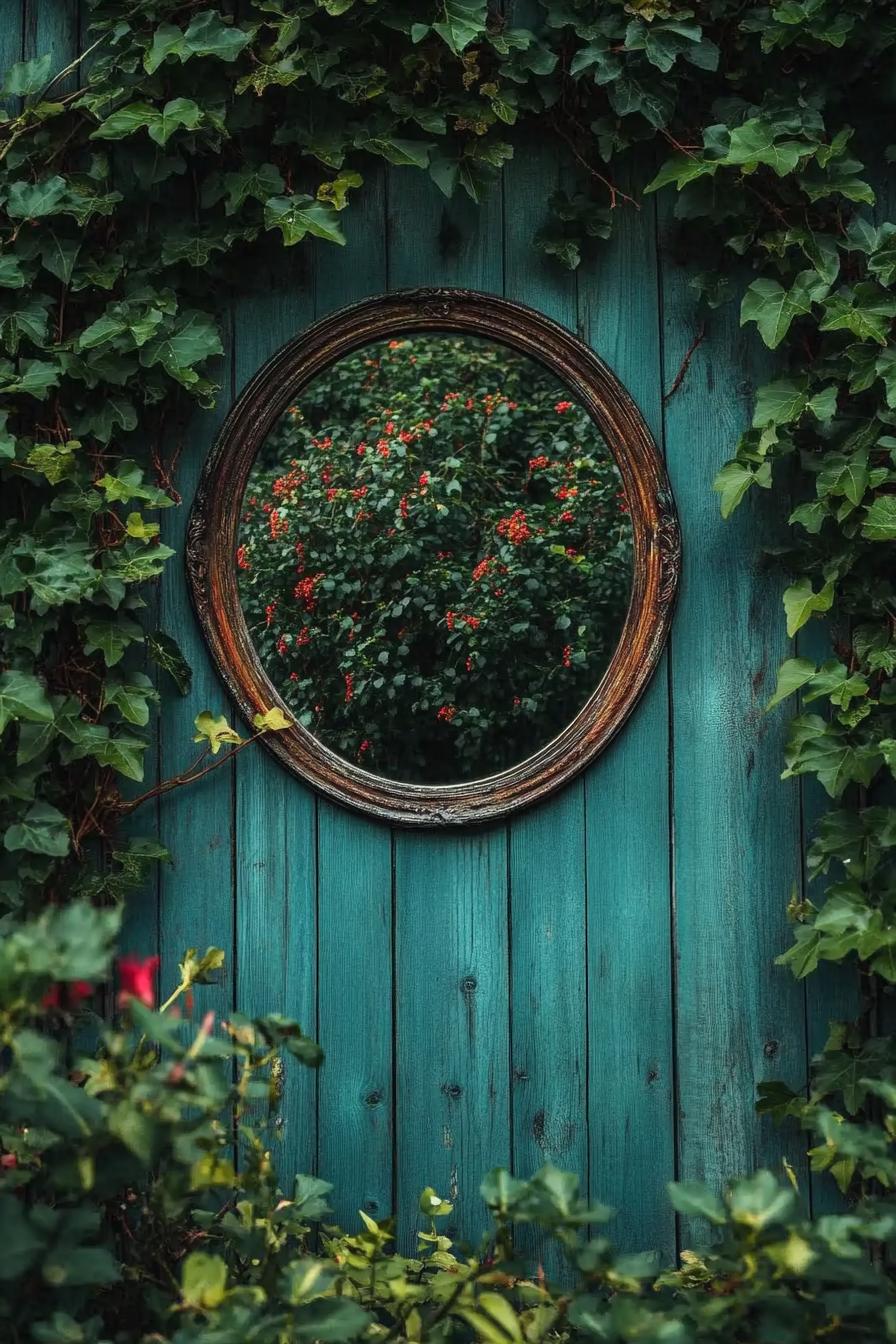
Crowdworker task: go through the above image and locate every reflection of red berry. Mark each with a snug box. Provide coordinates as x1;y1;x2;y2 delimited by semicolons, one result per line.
437;704;457;722
555;400;573;413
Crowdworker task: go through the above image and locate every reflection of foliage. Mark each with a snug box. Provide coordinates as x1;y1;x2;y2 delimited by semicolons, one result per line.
238;337;632;782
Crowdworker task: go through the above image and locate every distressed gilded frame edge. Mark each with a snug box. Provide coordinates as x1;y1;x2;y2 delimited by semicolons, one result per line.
186;287;681;827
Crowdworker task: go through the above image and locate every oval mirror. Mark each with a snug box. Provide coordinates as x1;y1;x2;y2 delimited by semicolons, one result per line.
188;290;680;825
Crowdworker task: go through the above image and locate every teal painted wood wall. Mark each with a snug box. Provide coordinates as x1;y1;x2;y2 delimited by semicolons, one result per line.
19;0;839;1264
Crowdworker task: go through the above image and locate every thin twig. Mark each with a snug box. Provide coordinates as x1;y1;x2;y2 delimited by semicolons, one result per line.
550;118;639;211
663;322;706;404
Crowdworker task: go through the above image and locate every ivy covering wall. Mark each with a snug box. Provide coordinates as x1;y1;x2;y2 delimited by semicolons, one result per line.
1;0;896;1339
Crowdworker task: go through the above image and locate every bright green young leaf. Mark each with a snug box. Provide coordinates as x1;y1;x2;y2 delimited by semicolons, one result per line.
766;658;816;710
193;711;243;754
713;459;771;517
252;707;293;732
782;577;834;636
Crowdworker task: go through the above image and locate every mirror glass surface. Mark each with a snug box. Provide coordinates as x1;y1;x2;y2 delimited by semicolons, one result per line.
235;333;633;784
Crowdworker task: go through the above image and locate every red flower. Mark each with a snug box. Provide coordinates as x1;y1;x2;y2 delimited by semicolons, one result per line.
117;955;160;1008
497;509;531;545
471;556;491;582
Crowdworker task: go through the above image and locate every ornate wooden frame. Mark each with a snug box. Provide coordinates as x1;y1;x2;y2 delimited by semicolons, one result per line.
187;288;680;826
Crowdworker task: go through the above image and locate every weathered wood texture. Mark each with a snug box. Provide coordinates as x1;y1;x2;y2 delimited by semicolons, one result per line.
28;1;830;1262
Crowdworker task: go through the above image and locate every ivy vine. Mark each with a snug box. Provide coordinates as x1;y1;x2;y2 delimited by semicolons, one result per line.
1;0;895;1253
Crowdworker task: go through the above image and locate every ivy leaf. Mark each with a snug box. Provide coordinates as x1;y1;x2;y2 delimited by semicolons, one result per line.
752;377;809;427
91;735;147;782
607;75;673;128
182;11;253;62
817;450;869;507
782;577;834;636
645;155;716;193
193;711;243;754
90;102;159;141
143;22;187;73
666;1180;726;1224
819;284;896;346
1;53;52;97
862;495;896;541
766;658;816;710
713;460;771;517
264;196;345;247
432;0;487;55
4;801;69;857
146;631;192;695
725;119;812;176
252;707;293;731
0;255;26;288
140;310;223;387
358;138;433;169
0;670;54;734
741;272;830;349
221;163;284;214
1;358;59;397
148;98;204;148
83;617;144;667
102;673;158;727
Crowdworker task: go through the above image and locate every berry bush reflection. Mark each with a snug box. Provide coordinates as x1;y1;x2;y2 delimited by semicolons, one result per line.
237;334;633;783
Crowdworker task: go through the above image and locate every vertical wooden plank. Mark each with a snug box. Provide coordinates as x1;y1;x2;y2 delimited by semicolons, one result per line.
388;171;503;296
157;336;236;1023
1;3;24;74
394;831;510;1242
659;216;809;1247
232;247;319;1180
503;143;588;1276
313;170;395;1227
577;179;676;1258
388;168;509;1244
23;0;79;91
